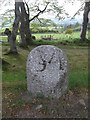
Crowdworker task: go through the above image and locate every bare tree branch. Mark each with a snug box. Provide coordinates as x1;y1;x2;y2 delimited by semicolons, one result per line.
29;2;50;22
1;9;15;16
25;1;29;15
37;17;42;23
71;2;84;20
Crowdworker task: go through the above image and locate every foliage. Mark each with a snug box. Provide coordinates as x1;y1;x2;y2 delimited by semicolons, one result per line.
74;26;81;32
30;18;58;33
31;18;57;27
64;28;73;35
1;16;14;28
31;27;58;33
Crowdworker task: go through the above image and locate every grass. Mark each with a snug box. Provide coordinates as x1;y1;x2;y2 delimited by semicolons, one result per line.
69;71;88;89
0;36;8;41
0;31;88;42
32;32;81;40
31;31;89;46
2;70;26;81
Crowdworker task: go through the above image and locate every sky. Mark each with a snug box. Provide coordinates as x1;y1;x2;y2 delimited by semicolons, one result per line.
0;0;85;25
30;0;84;20
39;0;84;24
0;0;83;16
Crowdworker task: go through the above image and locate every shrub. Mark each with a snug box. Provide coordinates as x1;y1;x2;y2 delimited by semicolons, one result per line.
64;28;73;35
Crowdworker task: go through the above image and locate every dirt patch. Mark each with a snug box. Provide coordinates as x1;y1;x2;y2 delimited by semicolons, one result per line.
2;88;88;118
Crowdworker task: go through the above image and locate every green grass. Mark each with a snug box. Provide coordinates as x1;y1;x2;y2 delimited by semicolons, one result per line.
32;32;80;41
69;70;88;89
2;70;26;81
32;31;88;40
0;31;87;41
0;31;89;47
31;31;89;46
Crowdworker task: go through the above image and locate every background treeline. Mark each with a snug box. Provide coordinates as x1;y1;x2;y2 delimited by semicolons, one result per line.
0;18;81;35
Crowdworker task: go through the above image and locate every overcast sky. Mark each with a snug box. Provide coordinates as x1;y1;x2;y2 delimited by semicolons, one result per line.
0;0;83;15
0;0;85;24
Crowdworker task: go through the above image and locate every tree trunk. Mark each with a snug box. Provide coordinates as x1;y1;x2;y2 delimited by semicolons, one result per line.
19;2;27;47
88;23;90;40
25;14;32;45
20;2;32;47
8;0;32;52
19;19;27;47
8;0;49;52
80;2;90;41
9;2;21;53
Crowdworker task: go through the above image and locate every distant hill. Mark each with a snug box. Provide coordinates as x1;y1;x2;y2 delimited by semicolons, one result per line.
52;18;83;26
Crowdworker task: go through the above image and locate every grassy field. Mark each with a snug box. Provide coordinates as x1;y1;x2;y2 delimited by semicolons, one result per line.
32;32;81;40
0;31;89;48
1;33;89;118
0;31;87;42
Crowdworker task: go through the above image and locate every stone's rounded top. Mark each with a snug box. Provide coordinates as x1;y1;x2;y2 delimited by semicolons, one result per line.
27;45;67;75
27;45;68;98
29;45;62;53
27;45;67;63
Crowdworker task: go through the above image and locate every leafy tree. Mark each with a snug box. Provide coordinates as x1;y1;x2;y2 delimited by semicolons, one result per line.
74;22;81;28
31;18;57;29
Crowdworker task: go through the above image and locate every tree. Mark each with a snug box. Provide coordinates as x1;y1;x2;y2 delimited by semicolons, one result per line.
5;0;51;53
7;0;33;53
19;1;32;47
70;0;90;41
80;1;90;41
4;28;11;42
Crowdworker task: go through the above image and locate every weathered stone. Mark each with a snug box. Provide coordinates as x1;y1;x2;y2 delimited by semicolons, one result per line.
79;99;86;106
26;45;68;98
36;105;43;110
